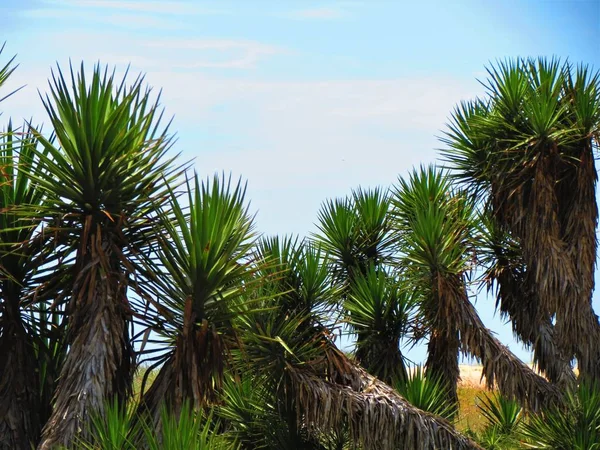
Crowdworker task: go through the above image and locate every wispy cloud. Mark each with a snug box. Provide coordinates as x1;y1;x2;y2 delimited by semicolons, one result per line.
21;8;187;30
283;7;348;20
280;2;364;20
145;39;284;69
42;0;228;15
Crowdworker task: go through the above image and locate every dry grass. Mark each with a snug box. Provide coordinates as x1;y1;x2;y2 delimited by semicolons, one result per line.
455;364;502;432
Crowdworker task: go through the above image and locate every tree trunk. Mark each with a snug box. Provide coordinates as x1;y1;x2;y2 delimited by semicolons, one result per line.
38;231;133;449
424;274;461;406
559;146;600;380
0;285;41;450
426;328;460;405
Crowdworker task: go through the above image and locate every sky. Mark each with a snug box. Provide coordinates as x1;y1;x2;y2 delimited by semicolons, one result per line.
1;0;599;364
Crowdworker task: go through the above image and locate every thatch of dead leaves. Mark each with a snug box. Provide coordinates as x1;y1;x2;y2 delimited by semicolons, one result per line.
289;346;483;450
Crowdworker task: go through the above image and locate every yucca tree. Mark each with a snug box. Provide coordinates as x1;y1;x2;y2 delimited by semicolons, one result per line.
441;58;600;381
391;165;470;404
32;63;179;449
313;188;413;382
137;174;257;425
245;235;336;448
391;166;560;410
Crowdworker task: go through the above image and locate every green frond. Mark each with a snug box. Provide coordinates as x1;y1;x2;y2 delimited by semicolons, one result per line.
149;172;257;336
313;186;394;282
345;266;416;382
393;365;458;420
477;393;523;436
391;165;475;278
522;382;600;449
0;43;22;104
254;235;335;315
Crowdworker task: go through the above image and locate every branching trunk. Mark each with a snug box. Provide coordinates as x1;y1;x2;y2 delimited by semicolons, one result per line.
38;230;133;449
0;287;41;450
452;283;562;410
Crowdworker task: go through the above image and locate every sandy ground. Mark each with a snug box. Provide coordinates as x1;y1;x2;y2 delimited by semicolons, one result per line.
458;365;488;388
458;364;545;388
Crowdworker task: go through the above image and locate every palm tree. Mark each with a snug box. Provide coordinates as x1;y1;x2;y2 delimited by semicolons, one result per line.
441;58;600;381
33;64;179;449
137;174;257;425
391;166;560;410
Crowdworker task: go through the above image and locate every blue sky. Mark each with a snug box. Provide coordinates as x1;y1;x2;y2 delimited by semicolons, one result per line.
2;0;600;364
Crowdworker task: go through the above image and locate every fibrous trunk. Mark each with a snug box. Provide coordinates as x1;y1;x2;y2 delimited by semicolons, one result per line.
426;328;460;405
0;286;41;450
424;274;461;406
492;261;575;387
38;229;133;449
432;274;561;411
356;336;408;385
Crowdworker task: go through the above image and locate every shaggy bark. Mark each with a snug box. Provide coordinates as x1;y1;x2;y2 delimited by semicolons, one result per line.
493;143;600;381
137;304;224;427
38;231;133;449
426;328;460;405
491;260;575;387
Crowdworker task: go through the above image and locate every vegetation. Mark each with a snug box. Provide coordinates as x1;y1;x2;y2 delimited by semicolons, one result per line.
0;48;599;449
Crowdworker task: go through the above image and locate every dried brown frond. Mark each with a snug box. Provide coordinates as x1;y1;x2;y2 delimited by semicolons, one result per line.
289;348;482;450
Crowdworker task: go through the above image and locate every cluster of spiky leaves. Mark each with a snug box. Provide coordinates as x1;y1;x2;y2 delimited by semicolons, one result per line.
345;266;416;384
394;365;458;420
313;187;414;384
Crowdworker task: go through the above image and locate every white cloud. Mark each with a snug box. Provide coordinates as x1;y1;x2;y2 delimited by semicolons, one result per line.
41;0;228;15
283;7;348;20
144;39;284;69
